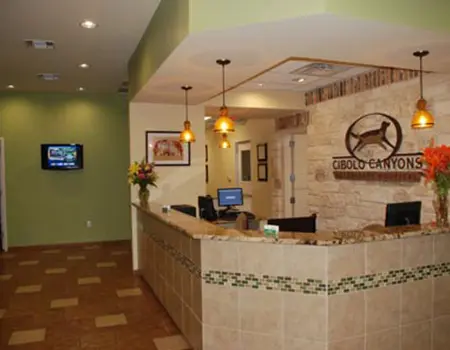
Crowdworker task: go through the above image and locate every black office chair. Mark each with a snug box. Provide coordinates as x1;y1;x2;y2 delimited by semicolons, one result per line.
267;213;317;233
198;196;218;222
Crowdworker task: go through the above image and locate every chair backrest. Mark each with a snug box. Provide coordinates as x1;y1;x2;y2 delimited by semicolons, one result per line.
267;214;317;233
198;195;217;222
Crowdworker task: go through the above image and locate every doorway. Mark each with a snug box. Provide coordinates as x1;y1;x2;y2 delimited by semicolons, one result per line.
283;133;308;217
0;138;7;251
235;141;252;196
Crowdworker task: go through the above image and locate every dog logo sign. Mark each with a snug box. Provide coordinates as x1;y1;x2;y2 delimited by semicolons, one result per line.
344;113;403;163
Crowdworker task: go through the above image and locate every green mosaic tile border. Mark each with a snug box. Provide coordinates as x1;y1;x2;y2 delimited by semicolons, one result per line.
147;233;201;278
203;262;450;296
328;262;450;295
145;232;450;295
203;271;327;295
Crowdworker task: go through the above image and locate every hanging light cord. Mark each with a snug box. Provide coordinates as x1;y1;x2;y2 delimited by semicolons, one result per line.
419;55;424;99
184;88;188;121
222;63;226;107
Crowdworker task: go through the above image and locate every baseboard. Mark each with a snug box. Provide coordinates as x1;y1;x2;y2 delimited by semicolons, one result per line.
8;239;131;252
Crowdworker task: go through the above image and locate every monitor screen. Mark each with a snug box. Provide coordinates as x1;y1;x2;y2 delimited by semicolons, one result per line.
217;188;243;207
385;201;421;227
41;144;83;170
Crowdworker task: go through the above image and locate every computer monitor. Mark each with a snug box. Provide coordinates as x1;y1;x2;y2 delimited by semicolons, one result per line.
217;188;243;208
385;201;421;227
268;214;317;233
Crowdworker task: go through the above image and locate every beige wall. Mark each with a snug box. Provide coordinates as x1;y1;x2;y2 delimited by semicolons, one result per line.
129;102;205;268
305;74;450;230
206;119;275;218
129;102;206;206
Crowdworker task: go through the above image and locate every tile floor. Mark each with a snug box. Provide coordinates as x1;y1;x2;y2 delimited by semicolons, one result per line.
0;240;188;350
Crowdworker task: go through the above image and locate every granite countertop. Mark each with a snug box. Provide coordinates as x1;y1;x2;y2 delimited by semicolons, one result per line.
132;202;449;246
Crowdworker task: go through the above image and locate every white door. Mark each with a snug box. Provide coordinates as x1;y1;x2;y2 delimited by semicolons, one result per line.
283;134;308;217
0;138;7;251
236;141;252;196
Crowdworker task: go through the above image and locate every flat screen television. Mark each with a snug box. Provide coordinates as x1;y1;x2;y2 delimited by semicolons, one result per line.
41;144;83;170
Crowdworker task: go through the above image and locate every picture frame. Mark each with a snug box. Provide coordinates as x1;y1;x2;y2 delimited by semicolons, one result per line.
205;145;208;163
145;131;191;166
205;165;209;183
257;143;268;162
257;163;268;182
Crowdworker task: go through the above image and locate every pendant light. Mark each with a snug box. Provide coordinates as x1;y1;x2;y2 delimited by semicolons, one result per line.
179;85;196;143
411;50;435;129
219;133;231;149
214;59;235;134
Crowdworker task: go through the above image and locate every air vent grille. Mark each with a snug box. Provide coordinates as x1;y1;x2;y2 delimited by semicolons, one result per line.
290;63;350;77
117;81;129;94
25;40;55;50
37;73;60;81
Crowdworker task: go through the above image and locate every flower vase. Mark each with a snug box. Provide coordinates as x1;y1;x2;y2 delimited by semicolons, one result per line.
433;191;449;228
138;187;150;207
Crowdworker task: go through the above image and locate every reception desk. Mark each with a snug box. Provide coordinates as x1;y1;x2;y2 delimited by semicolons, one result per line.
133;202;450;350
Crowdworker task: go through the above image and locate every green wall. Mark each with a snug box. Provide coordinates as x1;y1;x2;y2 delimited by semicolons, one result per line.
128;0;189;100
0;92;131;247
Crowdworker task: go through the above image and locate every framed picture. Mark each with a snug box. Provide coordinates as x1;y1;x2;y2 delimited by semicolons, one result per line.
257;143;268;162
205;165;209;183
145;131;191;166
257;163;268;182
205;145;208;163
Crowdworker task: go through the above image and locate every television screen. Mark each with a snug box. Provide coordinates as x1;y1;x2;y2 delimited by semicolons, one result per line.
41;144;83;170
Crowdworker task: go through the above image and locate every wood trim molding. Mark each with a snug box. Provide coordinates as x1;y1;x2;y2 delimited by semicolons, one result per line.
205;56;425;103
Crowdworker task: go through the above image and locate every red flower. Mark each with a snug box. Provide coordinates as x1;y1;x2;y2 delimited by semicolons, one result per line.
422;140;450;183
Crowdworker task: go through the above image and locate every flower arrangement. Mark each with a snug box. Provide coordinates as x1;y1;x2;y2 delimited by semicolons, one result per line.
128;159;158;206
422;139;450;227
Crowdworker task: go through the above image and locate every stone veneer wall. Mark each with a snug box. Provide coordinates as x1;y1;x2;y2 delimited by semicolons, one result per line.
306;74;450;230
269;137;285;218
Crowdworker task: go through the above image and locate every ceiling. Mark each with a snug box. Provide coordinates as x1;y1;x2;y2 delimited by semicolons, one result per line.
0;0;160;93
204;106;303;121
135;13;450;104
237;60;376;93
202;61;375;123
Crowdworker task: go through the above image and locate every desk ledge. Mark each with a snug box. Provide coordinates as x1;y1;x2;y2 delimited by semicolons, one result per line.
132;202;449;246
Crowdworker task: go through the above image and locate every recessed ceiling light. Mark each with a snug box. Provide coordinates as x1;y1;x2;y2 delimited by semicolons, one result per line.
204;116;212;121
258;83;264;87
6;84;15;89
77;87;85;92
80;20;97;29
297;78;305;83
78;63;90;69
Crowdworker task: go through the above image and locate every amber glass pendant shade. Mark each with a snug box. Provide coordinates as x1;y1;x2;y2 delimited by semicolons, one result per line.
411;98;435;129
213;106;235;133
180;120;196;143
219;133;231;149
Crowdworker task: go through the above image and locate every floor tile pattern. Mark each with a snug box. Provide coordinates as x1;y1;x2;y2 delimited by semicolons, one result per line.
0;241;184;349
50;298;79;309
154;334;190;350
9;328;46;345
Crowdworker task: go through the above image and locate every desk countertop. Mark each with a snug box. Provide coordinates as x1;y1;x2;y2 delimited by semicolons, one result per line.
132;202;450;246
